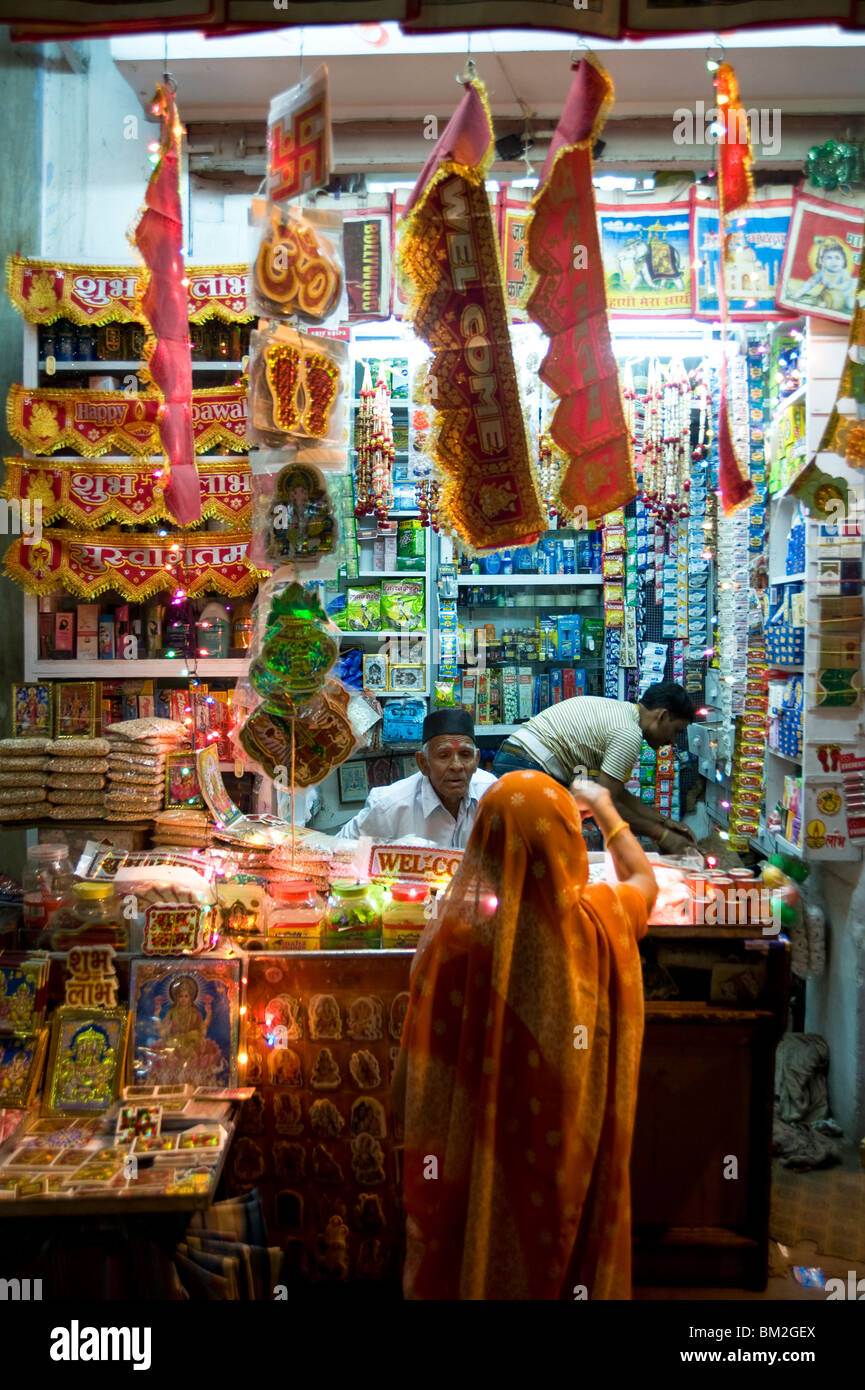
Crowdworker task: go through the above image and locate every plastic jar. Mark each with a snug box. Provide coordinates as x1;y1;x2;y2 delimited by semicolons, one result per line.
266;879;326;950
322;879;382;949
45;881;128;951
382;882;430;948
22;843;74;949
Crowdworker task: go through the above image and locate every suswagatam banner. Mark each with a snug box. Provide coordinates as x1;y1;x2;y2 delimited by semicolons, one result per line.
1;457;252;527
4;529;262;599
5;257;254;325
7;384;251;456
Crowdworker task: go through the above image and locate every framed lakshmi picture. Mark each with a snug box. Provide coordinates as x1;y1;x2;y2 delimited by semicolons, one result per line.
129;958;241;1089
0;1031;48;1109
43;1007;128;1116
11;684;52;738
0;955;50;1035
53;681;97;739
165;751;205;809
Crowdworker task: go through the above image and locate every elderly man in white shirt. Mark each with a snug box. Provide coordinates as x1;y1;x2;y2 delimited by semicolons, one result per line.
336;708;496;849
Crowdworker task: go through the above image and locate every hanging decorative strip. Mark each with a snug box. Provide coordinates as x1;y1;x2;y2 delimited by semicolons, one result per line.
526;55;635;520
353;363;395;519
398;78;544;552
4;529;261;600
5;256;253;325
808;243;865;473
714;62;755;517
132;82;199;524
1;456;252;527
7;384;250;456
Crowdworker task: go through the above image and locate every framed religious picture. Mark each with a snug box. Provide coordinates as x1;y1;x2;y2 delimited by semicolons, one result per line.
0;1031;48;1109
338;760;369;803
128;958;241;1089
11;683;52;738
362;654;388;692
0;954;50;1035
777;189;865;324
165;751;205;809
43;1007;128;1116
387;663;425;693
53;681;97;739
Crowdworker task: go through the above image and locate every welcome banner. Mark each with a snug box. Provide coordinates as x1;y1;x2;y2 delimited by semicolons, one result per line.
5;529;261;599
7;384;250;456
6;257;253;325
399;80;544;551
1;457;252;527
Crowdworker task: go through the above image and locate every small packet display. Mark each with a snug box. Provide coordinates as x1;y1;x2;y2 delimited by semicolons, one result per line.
381;700;426;742
260;461;339;571
248;322;347;461
396;518;426;571
253;205;344;324
380;579;424;631
266;66;331;206
340;585;381;632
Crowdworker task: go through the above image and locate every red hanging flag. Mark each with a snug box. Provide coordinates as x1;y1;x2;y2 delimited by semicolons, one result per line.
713;61;754;515
714;63;754;221
133;82;200;525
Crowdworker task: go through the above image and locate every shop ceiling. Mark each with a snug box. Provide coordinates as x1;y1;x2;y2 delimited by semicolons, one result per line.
113;24;865;179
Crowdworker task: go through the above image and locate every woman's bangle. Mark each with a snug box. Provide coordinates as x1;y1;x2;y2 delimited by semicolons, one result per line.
658;828;671;848
604;820;631;847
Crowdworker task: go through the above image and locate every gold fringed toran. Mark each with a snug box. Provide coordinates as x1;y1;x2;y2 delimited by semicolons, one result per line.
398;79;544;552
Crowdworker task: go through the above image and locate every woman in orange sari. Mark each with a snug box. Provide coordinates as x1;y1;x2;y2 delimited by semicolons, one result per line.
394;770;657;1300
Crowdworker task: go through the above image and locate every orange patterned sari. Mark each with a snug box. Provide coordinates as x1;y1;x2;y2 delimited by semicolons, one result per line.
400;770;649;1300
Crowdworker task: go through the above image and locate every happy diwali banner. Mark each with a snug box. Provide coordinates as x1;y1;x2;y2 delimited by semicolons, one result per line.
1;457;252;527
7;384;251;456
5;257;254;325
4;530;262;599
597;202;692;316
690;194;794;321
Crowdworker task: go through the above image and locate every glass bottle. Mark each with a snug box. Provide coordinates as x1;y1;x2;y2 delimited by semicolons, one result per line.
22;843;74;949
382;882;430;948
322;879;382;949
266;879;326;949
44;881;127;952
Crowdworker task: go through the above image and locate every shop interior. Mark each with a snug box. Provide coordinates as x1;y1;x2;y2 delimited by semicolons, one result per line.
0;13;863;1305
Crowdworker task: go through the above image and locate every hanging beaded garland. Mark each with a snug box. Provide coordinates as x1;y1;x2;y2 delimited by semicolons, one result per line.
416;475;442;532
621;360;638;447
353;363;394;521
537;434;567;521
641;359;692;525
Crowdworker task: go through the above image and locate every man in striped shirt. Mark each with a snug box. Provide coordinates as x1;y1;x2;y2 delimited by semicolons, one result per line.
492;682;699;855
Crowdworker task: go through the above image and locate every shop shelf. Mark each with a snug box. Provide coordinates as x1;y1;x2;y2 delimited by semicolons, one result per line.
769;573;805;585
456;574;603;586
39;360;245;372
766;748;802;765
25;658;249;679
770;384;806;420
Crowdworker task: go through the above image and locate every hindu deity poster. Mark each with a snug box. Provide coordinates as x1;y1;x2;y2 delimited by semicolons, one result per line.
691;194;793;320
0;955;49;1035
0;1031;47;1108
43;1007;128;1115
129;958;240;1088
776;189;865;324
597;201;692;316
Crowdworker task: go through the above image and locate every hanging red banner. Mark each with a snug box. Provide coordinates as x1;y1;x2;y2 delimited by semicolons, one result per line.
399;79;544;552
1;456;252;527
499;194;533;324
6;256;253;325
526;56;635;520
7;384;250;456
4;529;262;600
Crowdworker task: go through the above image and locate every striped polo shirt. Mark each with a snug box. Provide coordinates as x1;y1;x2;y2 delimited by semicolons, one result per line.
509;696;644;783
